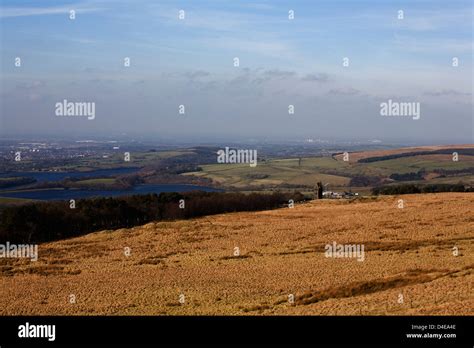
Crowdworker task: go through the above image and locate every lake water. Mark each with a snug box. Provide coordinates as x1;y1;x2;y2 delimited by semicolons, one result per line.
0;168;221;201
0;184;221;201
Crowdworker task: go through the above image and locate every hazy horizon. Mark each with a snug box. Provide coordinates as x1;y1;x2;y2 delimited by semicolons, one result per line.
1;0;473;143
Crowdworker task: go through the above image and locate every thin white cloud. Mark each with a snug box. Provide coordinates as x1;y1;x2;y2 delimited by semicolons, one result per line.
202;36;296;60
150;3;286;33
392;34;473;53
155;9;252;32
0;4;104;18
241;3;275;11
393;8;472;32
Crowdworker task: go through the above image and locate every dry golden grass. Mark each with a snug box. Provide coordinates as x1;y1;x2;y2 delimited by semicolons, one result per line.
0;193;472;315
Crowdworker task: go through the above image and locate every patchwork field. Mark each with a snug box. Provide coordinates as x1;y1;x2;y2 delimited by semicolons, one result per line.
184;145;474;190
333;144;474;163
0;193;472;315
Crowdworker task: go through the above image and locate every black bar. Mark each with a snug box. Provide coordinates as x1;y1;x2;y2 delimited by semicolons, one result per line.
0;316;472;346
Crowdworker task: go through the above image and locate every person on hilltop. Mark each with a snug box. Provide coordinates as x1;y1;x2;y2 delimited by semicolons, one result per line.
316;181;323;199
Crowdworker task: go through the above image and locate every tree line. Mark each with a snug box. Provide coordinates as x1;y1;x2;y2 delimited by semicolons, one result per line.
358;148;474;163
0;191;305;244
372;183;470;195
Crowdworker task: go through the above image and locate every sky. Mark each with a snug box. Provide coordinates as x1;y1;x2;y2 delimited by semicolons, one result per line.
0;0;472;144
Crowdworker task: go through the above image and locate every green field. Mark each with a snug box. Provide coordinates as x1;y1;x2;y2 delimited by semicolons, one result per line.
183;152;474;191
184;157;352;189
23;150;196;172
74;178;116;185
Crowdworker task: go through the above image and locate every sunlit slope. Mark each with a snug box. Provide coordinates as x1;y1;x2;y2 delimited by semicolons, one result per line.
185;145;474;189
0;193;472;315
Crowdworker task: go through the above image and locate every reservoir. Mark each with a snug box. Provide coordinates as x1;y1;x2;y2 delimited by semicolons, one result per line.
0;168;222;201
0;184;221;201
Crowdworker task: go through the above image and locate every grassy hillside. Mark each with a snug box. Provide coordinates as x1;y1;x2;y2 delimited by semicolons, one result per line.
184;157;352;189
184;145;474;191
0;193;472;315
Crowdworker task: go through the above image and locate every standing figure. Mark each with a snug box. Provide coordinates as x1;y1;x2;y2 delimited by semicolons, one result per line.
316;181;323;199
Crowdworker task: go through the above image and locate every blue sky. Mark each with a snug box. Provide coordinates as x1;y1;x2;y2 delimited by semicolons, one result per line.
0;0;472;143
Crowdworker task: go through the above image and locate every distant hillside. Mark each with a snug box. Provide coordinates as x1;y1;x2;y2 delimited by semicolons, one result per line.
188;145;474;192
334;144;474;163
